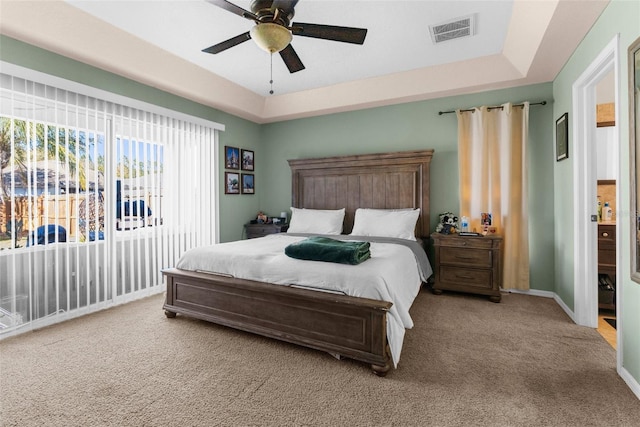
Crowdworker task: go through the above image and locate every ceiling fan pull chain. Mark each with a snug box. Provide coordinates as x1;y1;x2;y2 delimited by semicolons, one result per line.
269;53;274;95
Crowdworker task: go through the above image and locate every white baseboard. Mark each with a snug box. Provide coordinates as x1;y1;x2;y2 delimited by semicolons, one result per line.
619;366;640;400
505;288;555;298
503;288;576;322
0;286;164;341
552;293;577;323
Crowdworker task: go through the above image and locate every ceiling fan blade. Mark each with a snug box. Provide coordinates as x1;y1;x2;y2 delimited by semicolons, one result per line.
202;32;251;54
291;22;367;45
279;44;305;73
206;0;258;21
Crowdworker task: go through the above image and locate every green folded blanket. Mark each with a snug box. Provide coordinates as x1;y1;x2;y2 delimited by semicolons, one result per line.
284;236;371;265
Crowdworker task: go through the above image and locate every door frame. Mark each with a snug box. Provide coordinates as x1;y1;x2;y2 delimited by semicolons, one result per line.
572;35;621;360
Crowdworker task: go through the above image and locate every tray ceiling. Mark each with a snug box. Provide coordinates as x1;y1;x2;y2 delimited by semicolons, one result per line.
0;0;609;123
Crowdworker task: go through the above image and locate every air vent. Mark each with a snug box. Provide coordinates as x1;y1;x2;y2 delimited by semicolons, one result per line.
429;15;476;44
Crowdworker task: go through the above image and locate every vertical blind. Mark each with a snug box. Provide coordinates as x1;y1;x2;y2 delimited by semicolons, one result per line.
0;70;220;336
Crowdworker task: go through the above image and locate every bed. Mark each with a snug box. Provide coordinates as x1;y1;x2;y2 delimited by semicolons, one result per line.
163;149;434;375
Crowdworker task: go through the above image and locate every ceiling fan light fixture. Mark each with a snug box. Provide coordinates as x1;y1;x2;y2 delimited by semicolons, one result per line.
250;23;292;53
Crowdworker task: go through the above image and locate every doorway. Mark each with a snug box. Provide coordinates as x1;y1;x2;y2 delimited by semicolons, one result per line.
595;70;617;348
572;35;621;362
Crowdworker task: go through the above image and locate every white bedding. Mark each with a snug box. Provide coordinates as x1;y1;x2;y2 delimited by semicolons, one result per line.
176;233;430;366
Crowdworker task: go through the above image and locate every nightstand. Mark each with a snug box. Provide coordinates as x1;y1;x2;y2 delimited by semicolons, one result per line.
244;223;288;239
431;233;503;302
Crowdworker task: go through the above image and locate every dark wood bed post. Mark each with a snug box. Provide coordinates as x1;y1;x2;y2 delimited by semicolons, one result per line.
163;150;433;376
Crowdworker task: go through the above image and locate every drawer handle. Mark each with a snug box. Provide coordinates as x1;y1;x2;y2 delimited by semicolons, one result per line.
602;232;609;237
457;274;476;280
455;255;476;260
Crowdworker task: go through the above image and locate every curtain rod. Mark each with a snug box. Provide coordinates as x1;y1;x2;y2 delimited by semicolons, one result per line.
438;100;547;115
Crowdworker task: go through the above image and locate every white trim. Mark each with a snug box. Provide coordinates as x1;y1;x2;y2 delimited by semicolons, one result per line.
572;34;626;381
571;35;619;329
505;288;576;322
612;35;623;373
619;366;640;401
504;288;555;298
0;61;225;132
0;287;164;340
552;292;576;323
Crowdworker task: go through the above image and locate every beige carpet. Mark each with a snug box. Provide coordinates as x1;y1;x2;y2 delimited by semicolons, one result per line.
1;289;638;426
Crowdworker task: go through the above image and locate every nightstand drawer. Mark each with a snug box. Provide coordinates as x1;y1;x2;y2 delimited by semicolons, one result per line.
598;248;616;268
440;248;491;268
597;223;616;274
436;237;495;249
598;224;615;247
248;226;278;236
245;223;288;239
439;266;492;289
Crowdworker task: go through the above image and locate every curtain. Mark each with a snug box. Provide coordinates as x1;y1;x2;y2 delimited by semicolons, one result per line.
0;70;220;336
456;102;530;290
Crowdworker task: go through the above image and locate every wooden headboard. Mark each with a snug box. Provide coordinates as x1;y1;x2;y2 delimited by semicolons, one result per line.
288;150;434;239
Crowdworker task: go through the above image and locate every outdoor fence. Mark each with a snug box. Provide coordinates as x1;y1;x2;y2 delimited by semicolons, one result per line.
0;196;83;241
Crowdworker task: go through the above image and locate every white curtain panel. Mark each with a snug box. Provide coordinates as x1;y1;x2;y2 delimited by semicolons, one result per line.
456;103;530;290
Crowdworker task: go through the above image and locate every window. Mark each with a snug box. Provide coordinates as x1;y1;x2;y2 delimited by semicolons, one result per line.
0;117;106;247
115;138;163;231
0;66;221;335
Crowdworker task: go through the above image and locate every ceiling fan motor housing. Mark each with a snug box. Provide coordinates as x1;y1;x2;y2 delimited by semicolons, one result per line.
251;0;295;26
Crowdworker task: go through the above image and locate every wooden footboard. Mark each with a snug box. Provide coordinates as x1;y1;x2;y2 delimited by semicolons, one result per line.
162;268;393;375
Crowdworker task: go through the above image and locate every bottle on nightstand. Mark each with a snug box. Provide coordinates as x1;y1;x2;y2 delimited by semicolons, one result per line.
460;216;469;232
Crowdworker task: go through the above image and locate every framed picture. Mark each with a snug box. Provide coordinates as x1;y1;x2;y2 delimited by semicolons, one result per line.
225;146;240;169
241;173;255;194
481;212;492;225
225;172;240;194
241;149;254;171
556;113;568;161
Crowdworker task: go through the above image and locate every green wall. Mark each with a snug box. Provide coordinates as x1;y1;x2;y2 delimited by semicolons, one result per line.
260;85;555;292
0;35;556;293
0;35;263;243
551;0;640;383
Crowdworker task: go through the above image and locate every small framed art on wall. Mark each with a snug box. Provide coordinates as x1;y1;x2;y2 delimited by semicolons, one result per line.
225;172;240;194
242;173;255;194
556;113;568;161
241;149;254;171
225;146;240;169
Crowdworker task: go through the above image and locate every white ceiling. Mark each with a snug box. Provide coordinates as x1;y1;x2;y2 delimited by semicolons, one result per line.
67;0;513;96
0;0;609;123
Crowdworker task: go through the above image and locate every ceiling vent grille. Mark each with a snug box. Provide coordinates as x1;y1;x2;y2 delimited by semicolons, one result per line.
429;15;476;44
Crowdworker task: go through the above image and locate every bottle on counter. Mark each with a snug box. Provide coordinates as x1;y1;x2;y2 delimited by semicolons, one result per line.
604;202;613;221
597;197;602;222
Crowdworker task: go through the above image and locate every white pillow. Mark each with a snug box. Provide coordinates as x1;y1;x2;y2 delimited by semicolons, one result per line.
287;207;345;235
350;208;420;241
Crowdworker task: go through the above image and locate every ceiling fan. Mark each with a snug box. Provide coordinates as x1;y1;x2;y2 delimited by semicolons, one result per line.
203;0;368;74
